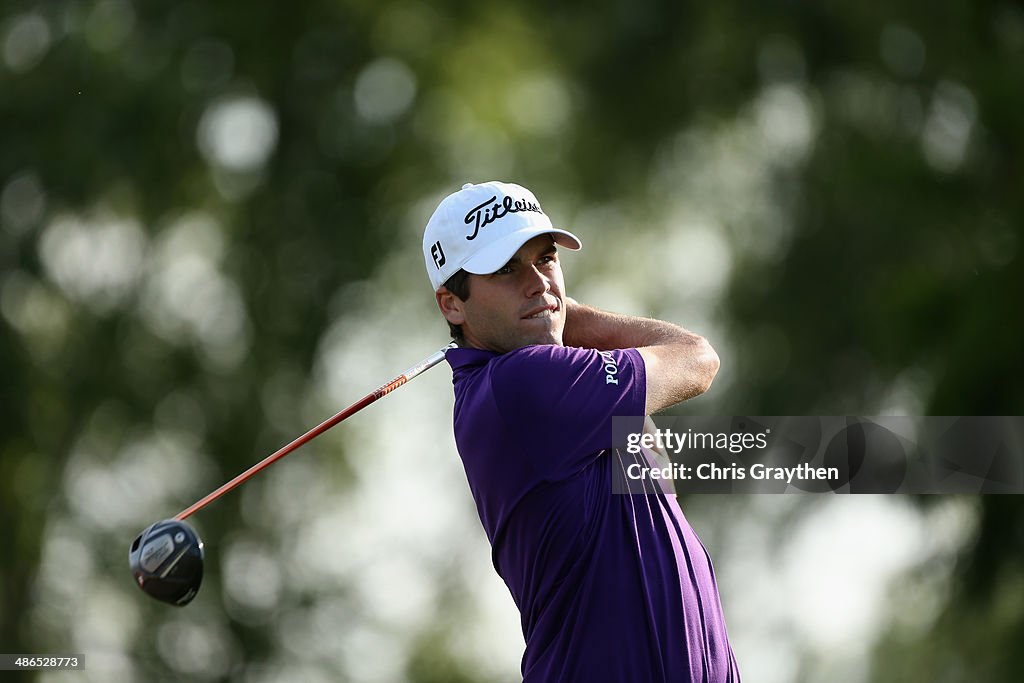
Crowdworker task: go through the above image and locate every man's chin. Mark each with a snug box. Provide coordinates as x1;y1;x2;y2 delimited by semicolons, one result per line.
520;328;564;348
470;326;564;353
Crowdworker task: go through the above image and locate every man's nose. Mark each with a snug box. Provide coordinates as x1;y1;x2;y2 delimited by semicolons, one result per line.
523;265;550;298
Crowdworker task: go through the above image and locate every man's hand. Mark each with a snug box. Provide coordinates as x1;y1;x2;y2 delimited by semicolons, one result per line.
562;298;720;414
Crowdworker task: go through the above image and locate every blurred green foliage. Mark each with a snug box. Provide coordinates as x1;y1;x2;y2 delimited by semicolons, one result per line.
1;0;1022;681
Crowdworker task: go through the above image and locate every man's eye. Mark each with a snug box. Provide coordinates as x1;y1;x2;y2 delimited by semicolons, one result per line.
496;265;513;275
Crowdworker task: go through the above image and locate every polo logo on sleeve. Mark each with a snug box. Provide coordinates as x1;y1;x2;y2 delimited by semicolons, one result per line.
598;350;620;385
430;241;446;269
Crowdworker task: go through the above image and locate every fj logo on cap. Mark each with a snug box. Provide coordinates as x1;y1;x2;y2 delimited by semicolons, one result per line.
430;241;446;269
464;195;544;240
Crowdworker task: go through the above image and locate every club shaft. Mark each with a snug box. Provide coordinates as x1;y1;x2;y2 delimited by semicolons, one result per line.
174;343;454;520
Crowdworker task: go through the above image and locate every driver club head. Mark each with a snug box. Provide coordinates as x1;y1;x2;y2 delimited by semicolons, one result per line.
129;519;204;606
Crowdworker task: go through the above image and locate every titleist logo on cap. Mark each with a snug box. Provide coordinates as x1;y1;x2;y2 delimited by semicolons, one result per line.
421;180;581;291
464;195;544;240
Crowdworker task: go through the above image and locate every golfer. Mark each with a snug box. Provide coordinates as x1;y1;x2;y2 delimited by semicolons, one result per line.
423;181;741;682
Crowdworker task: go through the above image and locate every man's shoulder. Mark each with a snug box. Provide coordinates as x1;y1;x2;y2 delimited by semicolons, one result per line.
450;344;595;373
452;345;642;401
489;344;599;379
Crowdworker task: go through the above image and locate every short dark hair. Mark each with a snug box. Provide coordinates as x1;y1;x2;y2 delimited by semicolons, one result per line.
442;269;471;343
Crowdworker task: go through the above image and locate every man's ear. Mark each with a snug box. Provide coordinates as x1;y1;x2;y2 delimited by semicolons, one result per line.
436;287;466;326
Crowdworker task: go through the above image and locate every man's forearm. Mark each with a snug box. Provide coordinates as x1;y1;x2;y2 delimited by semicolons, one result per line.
562;298;700;350
562;298;721;413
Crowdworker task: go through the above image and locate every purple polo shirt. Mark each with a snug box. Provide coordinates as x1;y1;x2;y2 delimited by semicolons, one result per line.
448;344;741;683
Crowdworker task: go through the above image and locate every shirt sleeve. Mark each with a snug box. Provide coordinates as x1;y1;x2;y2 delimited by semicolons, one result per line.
489;345;647;481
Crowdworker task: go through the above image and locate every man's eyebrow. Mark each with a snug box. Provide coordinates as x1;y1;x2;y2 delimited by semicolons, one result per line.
503;243;558;267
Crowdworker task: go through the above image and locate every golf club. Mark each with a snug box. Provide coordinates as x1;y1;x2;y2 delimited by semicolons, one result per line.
130;342;455;606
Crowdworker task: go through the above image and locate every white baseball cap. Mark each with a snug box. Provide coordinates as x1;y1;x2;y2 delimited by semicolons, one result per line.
422;181;582;291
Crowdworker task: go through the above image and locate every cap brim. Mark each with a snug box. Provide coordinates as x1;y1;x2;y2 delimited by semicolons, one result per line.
461;228;582;275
